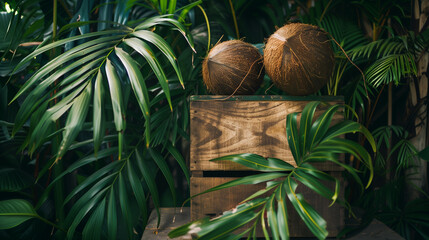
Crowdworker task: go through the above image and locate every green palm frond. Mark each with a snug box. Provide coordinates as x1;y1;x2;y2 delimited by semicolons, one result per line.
348;37;418;87
350;38;407;59
0;1;45;77
10;14;194;161
365;53;416;87
343;78;376;120
377;197;429;239
33;142;180;239
319;15;369;52
170;101;376;239
372;125;418;174
0;199;63;232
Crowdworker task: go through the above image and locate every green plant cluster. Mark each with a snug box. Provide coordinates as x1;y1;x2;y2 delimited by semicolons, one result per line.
1;0;429;239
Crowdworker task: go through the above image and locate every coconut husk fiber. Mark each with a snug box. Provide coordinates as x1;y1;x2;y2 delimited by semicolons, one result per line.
202;40;264;95
264;23;335;96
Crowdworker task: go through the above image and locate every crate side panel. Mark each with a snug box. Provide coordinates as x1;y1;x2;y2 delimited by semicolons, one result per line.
190;101;300;171
190;176;265;219
190;100;343;171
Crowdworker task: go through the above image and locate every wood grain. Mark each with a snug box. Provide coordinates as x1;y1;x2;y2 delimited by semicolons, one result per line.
190;98;343;171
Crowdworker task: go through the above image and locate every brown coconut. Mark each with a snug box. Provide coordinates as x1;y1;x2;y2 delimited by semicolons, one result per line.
202;40;264;95
264;23;335;96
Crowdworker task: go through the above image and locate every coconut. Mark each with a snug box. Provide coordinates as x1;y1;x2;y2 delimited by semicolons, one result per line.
264;23;334;96
202;40;264;95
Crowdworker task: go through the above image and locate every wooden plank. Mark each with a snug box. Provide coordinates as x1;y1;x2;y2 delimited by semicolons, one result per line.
190;95;344;101
190;172;344;237
190;176;266;220
190;98;344;171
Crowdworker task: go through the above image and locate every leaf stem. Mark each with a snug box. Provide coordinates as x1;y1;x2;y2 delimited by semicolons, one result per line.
197;5;210;52
228;0;240;39
36;215;67;233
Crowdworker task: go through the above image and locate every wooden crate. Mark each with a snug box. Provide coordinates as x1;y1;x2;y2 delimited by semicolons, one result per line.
190;95;345;237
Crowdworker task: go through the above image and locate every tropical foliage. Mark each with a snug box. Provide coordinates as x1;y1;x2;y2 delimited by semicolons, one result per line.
1;0;429;239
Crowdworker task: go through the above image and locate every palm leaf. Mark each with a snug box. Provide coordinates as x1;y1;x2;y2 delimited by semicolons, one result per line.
115;46;151;148
160;0;168;14
122;37;169;113
66;188;108;239
11;43;111;132
366;53;416;87
148;148;177;207
93;70;105;154
82;198;106;240
197;199;264;239
323;120;375;150
0;199;38;229
11;30;128;101
135;15;195;52
97;0;113;31
10;14;194;165
166;142;190;184
115;46;151;117
276;182;290;240
0;169;33;192
126;159;148;226
241;181;280;203
188;173;287;203
349;39;404;60
62;161;121;205
113;0;130;25
105;58;125;160
167;0;177;14
131;29;185;88
308;104;342;149
56;80;92;162
260;206;271;239
107;188;118;240
266;194;280;240
211;153;294;172
286;112;301;162
300;101;320;156
319;15;368;52
293;168;338;203
118;172;133;237
285;177;328;240
168;218;210;239
135;148;161;227
176;198;266;240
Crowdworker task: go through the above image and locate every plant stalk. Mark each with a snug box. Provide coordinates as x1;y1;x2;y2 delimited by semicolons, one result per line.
51;0;66;226
386;81;393;181
228;0;239;39
53;0;57;41
197;5;210;52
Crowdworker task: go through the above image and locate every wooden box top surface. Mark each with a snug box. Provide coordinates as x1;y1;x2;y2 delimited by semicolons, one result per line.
190;95;344;172
190;95;344;101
